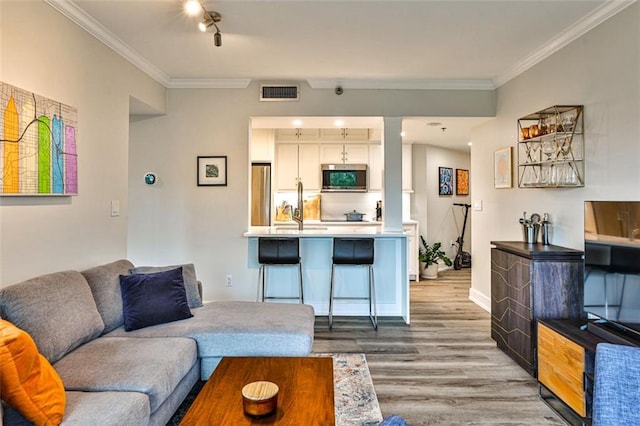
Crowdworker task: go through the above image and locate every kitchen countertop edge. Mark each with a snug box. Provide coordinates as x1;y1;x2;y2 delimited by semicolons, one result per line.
244;226;409;238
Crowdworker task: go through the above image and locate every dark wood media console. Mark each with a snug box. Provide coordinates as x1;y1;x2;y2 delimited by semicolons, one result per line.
537;319;640;426
490;241;585;376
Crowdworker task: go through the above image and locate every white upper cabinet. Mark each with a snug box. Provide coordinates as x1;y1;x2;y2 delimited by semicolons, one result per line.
320;144;369;164
403;144;413;192
275;143;320;191
368;144;383;191
275;128;319;141
250;129;274;162
319;128;369;141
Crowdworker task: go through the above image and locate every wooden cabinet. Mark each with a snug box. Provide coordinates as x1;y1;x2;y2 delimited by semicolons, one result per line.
275;144;320;190
490;241;584;376
319;143;369;164
536;319;613;426
538;322;587;417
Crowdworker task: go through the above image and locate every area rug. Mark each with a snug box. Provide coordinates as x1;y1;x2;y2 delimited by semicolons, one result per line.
167;353;383;425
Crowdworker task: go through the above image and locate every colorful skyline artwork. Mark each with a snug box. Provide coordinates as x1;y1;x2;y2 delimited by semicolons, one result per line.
0;81;78;196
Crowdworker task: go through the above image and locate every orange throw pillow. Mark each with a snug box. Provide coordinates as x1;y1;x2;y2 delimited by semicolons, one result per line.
0;319;66;425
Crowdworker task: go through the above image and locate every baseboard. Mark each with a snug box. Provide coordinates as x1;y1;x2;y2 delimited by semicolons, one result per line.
469;288;490;313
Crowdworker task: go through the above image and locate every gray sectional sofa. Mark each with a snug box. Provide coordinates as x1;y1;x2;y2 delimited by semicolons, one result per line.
0;259;315;425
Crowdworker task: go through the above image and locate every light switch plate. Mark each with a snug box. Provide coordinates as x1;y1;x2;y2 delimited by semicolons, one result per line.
473;200;483;211
111;200;120;217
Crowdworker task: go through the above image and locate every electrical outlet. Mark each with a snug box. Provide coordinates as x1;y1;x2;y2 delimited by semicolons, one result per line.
225;274;232;287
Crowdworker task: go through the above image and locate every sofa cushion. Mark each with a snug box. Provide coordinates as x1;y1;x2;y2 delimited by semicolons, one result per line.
105;301;315;357
120;267;193;331
2;391;150;426
81;259;134;333
0;270;105;363
130;263;203;308
53;336;197;413
0;319;66;425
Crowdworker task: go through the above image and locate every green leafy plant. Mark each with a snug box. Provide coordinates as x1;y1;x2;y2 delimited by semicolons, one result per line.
419;236;453;267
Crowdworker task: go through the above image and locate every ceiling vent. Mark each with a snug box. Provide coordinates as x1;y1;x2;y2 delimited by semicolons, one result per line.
260;84;299;101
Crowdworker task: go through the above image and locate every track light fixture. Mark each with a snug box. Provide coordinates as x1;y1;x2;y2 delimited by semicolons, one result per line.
200;11;222;47
184;1;223;47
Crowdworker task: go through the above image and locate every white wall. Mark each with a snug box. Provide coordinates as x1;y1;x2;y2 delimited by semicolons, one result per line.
128;84;494;301
412;144;472;261
0;1;166;286
469;3;640;311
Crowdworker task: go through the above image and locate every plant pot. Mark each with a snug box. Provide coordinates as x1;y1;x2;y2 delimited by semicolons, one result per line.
421;263;439;280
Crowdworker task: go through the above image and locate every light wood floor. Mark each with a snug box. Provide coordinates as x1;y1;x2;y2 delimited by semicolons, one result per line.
312;269;564;425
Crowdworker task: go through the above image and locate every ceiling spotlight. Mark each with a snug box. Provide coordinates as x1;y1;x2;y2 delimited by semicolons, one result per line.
199;11;221;32
214;30;222;47
184;0;201;16
427;121;442;127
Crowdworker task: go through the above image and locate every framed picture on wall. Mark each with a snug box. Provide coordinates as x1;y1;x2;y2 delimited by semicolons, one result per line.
494;147;512;189
197;156;227;186
456;169;469;195
439;167;453;196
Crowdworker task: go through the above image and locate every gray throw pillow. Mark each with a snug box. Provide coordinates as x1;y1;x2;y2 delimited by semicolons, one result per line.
129;263;203;308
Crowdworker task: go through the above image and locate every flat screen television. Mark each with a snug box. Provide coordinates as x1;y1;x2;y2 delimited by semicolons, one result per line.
584;201;640;343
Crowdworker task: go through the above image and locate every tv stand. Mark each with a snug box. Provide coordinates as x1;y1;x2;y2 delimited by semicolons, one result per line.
537;319;640;426
587;320;640;346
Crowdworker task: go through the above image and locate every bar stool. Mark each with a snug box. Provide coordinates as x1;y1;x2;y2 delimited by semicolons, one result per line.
329;237;377;330
258;237;304;304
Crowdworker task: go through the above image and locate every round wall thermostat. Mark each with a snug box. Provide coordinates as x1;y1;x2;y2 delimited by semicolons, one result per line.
144;172;157;185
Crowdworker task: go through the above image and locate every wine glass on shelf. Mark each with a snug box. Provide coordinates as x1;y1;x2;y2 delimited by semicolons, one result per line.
541;139;555;162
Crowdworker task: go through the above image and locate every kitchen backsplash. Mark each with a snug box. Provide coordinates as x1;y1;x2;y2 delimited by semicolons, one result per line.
274;191;409;222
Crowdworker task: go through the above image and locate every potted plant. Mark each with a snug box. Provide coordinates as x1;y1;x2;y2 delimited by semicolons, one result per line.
419;236;453;279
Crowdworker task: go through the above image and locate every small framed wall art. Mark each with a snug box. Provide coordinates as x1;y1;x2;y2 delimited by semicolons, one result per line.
494;147;512;189
456;169;469;195
439;167;453;196
197;156;227;186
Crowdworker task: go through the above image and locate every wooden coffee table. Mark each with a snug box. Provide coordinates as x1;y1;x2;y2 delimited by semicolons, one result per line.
180;357;335;425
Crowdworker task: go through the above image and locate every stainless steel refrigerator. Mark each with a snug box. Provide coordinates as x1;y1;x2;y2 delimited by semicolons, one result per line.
251;163;271;226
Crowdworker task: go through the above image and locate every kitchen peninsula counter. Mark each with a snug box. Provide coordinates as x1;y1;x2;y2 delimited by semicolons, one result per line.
244;225;408;237
244;226;410;323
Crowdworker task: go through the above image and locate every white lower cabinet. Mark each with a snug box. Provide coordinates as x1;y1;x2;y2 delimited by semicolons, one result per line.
403;223;419;281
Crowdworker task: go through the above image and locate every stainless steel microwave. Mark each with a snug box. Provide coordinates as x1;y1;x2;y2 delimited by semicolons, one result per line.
321;164;367;192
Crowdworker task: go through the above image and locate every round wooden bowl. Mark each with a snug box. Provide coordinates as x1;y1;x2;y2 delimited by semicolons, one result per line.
242;381;279;417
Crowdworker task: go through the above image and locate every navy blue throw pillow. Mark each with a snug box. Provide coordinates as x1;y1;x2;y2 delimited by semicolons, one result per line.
119;267;193;331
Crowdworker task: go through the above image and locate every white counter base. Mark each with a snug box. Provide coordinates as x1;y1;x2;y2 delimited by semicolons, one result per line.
244;227;410;324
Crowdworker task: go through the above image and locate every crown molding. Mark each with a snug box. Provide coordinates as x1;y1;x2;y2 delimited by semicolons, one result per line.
493;0;637;88
44;0;171;86
46;0;636;91
167;79;252;89
307;79;496;91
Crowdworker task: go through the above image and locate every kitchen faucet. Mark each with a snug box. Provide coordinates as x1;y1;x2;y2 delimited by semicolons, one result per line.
292;180;303;230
